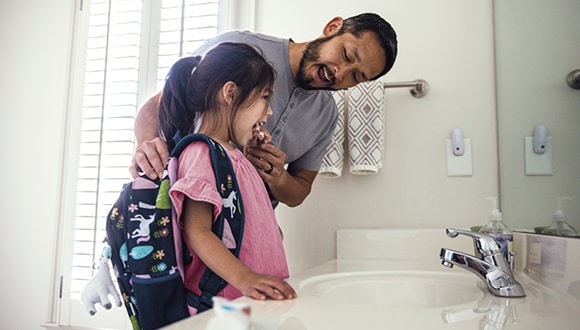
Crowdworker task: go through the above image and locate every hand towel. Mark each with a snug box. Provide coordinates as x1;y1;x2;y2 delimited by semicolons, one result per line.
347;80;385;175
318;89;346;178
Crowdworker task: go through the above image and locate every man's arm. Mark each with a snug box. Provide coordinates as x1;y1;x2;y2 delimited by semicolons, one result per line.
129;91;169;179
135;92;161;145
269;163;317;207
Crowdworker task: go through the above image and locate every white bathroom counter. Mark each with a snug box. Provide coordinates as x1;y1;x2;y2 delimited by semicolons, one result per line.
164;258;580;329
163;229;580;330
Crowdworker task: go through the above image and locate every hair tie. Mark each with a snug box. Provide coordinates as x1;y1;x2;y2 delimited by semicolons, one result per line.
191;66;197;76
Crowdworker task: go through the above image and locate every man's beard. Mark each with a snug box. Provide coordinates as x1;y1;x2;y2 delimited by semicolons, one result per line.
295;35;337;90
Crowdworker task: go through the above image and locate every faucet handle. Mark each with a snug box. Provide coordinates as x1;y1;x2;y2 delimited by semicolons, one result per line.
445;228;503;256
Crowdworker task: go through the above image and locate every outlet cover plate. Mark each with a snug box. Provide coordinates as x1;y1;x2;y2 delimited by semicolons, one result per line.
446;138;473;176
525;136;553;175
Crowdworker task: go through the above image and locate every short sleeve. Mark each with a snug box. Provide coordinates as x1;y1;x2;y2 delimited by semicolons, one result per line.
169;142;224;225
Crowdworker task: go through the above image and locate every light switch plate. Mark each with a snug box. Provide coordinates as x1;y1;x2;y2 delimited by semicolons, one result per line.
446;138;473;176
525;136;553;175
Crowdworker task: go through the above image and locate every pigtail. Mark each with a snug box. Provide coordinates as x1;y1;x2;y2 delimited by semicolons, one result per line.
159;56;202;150
159;43;276;148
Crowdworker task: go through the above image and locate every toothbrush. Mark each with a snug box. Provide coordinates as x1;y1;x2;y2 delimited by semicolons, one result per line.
254;123;265;141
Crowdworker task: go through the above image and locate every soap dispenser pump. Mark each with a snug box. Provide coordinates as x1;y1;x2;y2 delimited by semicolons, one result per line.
541;197;579;237
479;196;513;257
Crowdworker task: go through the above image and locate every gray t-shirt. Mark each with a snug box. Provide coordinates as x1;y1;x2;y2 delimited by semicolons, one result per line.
193;30;338;171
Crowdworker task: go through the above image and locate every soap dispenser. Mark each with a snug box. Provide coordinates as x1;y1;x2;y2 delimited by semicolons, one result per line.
479;196;512;257
541;197;579;237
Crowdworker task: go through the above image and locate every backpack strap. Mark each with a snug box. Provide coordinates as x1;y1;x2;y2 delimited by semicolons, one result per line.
172;134;245;312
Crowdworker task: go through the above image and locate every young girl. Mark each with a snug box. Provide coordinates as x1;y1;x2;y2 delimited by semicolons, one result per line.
159;42;296;315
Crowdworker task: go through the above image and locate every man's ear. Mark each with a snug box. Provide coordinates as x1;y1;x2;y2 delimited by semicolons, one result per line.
221;81;237;105
322;16;344;36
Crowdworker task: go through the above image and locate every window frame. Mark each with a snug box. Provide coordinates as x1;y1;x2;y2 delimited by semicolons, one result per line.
47;0;255;328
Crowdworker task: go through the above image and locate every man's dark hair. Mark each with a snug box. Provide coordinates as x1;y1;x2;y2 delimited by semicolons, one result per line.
340;13;398;79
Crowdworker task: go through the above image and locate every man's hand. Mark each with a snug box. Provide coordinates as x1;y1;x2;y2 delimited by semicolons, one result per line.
245;143;285;185
132;92;166;179
246;143;317;207
129;137;170;180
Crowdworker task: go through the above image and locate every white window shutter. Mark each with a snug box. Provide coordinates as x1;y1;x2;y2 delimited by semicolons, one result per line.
156;0;219;90
57;1;222;328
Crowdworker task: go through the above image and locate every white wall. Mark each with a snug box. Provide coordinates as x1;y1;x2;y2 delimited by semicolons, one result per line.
254;0;498;273
495;0;580;233
0;0;76;329
0;0;497;328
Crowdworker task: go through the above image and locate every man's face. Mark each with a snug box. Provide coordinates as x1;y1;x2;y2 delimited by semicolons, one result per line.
296;30;386;90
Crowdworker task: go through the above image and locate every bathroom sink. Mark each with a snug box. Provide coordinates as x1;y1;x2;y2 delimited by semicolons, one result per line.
298;270;485;309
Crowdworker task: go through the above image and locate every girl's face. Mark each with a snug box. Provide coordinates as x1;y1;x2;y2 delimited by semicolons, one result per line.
232;86;273;146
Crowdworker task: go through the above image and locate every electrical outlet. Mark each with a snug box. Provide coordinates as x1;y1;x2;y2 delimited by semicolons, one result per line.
446;138;473;176
525;136;553;175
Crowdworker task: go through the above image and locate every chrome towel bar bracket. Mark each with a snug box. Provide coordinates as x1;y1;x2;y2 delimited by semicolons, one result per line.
383;79;429;98
567;69;580;89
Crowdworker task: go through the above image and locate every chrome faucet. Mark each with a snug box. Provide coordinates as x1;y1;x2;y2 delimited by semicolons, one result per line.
440;228;525;297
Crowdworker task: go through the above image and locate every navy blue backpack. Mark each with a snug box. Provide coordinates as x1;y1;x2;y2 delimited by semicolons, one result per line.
105;133;244;330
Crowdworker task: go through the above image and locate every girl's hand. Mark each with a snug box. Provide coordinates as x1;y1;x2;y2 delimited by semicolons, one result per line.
237;272;296;301
184;199;295;303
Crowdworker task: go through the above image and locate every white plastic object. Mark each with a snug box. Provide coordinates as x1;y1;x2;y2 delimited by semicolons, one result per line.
524;135;553;175
446;137;472;176
451;128;465;156
206;297;251;330
479;196;512;257
533;124;548;154
541;197;578;237
486;196;503;221
553;197;572;221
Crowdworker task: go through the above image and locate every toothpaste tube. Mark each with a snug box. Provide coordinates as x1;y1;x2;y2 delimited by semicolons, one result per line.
206;297;251;330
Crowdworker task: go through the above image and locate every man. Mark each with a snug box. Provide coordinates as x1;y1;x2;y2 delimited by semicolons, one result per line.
131;13;397;208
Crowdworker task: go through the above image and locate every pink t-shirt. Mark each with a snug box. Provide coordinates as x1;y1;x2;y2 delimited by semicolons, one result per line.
169;141;289;310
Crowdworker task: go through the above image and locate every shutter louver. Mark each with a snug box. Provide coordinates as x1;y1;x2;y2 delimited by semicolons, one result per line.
57;1;225;327
69;0;219;300
70;0;143;297
156;0;219;90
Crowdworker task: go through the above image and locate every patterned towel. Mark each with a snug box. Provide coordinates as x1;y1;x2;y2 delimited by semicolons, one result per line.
347;80;385;175
319;89;346;178
319;80;385;178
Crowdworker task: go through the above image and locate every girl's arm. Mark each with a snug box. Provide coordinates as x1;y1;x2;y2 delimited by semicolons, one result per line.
183;197;296;301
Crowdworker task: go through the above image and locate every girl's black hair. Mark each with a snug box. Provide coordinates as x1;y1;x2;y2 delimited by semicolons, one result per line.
159;42;276;150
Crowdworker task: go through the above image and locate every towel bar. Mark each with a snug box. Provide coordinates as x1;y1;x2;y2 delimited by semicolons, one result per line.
383;79;429;98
